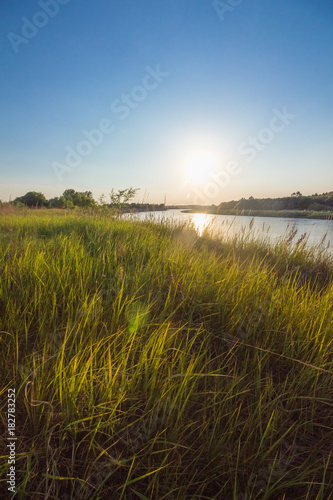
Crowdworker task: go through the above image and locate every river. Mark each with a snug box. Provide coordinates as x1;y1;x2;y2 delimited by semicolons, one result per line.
125;209;333;253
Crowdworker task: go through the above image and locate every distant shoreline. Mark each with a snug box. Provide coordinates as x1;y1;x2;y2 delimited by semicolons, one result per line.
181;209;333;220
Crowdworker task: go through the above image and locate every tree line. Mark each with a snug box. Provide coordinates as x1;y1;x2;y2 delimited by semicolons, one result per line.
9;188;165;211
216;191;333;213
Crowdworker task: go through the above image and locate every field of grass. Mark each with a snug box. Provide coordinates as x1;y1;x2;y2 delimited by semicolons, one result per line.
1;210;333;499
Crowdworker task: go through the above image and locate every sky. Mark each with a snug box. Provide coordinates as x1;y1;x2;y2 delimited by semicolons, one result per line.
0;0;332;205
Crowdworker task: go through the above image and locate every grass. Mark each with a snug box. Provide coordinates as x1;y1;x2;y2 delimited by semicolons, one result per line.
0;209;333;499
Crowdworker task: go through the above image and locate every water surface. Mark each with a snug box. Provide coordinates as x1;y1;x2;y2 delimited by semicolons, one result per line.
125;209;333;253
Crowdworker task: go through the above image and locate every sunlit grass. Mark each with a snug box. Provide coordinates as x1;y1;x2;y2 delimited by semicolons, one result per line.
1;210;333;499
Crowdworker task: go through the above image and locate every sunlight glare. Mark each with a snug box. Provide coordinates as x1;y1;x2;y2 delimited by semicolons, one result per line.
192;213;209;236
185;151;218;183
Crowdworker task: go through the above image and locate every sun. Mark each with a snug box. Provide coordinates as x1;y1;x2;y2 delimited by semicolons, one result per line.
185;151;218;183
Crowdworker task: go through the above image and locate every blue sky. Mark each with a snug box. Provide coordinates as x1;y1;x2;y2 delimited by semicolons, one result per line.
1;0;332;204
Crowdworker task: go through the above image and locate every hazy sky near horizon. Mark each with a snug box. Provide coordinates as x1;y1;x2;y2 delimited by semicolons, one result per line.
1;0;332;204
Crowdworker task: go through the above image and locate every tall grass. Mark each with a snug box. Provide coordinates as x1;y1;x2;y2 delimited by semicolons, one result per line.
1;210;333;499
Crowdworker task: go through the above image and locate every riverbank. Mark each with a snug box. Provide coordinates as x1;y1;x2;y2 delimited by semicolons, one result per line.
183;208;333;220
1;211;333;499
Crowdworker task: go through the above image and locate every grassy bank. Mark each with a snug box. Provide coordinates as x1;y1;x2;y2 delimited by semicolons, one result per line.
1;211;333;499
183;208;333;220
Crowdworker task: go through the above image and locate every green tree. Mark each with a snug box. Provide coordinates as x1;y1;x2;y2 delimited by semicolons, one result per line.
62;189;96;207
48;197;63;208
14;191;47;207
109;187;140;208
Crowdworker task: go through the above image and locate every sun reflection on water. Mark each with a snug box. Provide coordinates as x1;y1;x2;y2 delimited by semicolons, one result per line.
192;213;209;236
